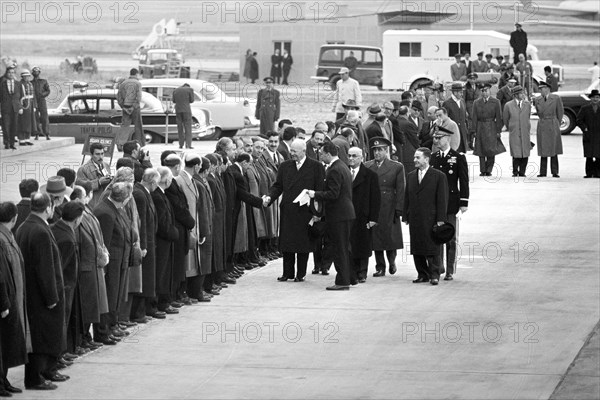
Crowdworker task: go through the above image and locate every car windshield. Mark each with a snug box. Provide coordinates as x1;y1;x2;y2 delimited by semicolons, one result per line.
69;98;97;113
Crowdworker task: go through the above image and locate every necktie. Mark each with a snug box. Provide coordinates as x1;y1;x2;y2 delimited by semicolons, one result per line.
8;80;13;94
351;168;357;181
419;170;425;184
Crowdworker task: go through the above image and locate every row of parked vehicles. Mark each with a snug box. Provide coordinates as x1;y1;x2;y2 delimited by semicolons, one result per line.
48;78;259;144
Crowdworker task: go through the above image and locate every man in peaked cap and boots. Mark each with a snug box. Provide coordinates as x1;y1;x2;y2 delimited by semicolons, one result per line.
31;66;50;140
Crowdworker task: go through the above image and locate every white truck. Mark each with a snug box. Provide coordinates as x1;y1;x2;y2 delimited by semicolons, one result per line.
382;29;563;91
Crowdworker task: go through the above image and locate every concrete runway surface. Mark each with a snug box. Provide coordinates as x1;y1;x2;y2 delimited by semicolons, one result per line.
1;131;599;399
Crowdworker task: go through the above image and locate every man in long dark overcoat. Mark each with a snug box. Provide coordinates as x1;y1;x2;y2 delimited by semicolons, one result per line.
266;139;325;281
255;77;281;136
403;148;448;286
576;89;600;178
16;193;65;390
472;84;505;176
364;137;405;277
347;147;380;284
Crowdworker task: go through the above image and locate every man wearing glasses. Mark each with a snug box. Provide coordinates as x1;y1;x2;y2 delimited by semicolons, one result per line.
332;67;362;121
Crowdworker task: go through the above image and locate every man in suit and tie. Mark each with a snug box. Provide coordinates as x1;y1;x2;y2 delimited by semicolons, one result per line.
472;51;488;73
331;127;352;165
364;137;405;277
395;106;421;175
403;148;449;285
265;139;325;282
12;179;38;234
503;85;533;177
277;126;296;161
306;129;326;161
261;132;284;258
443;83;470;153
534;81;564;177
0;66;23;150
308;141;355;290
419;106;437;149
172;83;195;149
451;54;467;81
430;131;469;281
347;147;380;283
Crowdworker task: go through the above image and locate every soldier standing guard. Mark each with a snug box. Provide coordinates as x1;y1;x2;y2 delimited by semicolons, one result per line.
31;66;50;140
464;73;480;150
472;83;505;176
255;77;280;137
17;70;37;146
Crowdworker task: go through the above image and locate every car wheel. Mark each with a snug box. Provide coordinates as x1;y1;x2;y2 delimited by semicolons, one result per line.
560;109;576;135
201;127;222;141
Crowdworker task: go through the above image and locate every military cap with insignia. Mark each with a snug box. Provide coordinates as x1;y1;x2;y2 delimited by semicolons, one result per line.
369;137;392;149
433;125;453;137
538;81;550;89
477;51;484;57
467;72;478;80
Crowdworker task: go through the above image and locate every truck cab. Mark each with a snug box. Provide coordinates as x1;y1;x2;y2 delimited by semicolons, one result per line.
312;44;383;90
138;48;190;79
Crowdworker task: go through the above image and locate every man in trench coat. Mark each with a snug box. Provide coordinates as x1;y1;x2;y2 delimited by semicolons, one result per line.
365;137;404;277
576;89;600;178
403;148;449;285
534;81;564;177
16;193;65;390
503;85;532;177
472;83;505;176
255;77;280;137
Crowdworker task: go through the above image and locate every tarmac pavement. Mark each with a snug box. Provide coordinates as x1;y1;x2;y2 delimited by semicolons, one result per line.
2;130;599;399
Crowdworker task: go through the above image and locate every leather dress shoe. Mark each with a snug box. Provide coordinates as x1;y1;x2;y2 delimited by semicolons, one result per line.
321;269;330;276
584;175;593;178
212;284;222;291
97;336;117;345
25;381;57;390
132;316;152;324
326;285;349;291
294;277;305;282
62;352;78;361
171;301;184;308
412;277;428;283
552;174;560;178
389;264;397;275
430;279;439;285
209;289;220;295
197;297;211;302
4;384;22;394
119;320;138;328
373;270;385;277
147;311;166;319
219;283;228;288
350;279;358;285
537;174;546;177
277;276;291;282
108;334;122;342
0;388;11;397
222;277;236;284
111;328;128;337
180;298;193;306
202;291;214;299
163;306;179;314
189;298;199;304
44;373;69;382
311;268;320;274
444;274;454;281
74;346;90;356
59;357;73;365
358;277;366;283
243;264;254;270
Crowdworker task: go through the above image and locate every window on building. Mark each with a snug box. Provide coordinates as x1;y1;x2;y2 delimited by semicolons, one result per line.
399;42;421;57
273;41;292;55
326;41;345;44
449;42;471;57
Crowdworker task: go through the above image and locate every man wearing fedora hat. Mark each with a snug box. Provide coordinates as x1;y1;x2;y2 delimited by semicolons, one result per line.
510;22;528;64
403;148;448;285
503;85;533;177
332;67;362;121
430;130;469;281
365;137;405;277
255;77;280;137
534;81;563;177
442;83;470;152
31;66;50;140
18;69;36;146
576;89;600;178
362;103;381;131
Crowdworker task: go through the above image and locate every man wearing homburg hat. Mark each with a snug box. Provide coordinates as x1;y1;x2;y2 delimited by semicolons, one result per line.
430;129;469;281
472;83;505;176
403;148;448;286
365;137;405;277
255;76;280;137
503;85;533;177
534;81;563;177
442;83;469;153
576;89;600;178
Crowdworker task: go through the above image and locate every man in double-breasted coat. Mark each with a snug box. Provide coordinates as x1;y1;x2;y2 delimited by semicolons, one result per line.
0;202;28;393
534;81;564;177
472;84;506;176
576;89;600;178
403;148;449;285
255;77;281;136
16;193;65;389
266;139;325;281
205;155;227;284
365;137;405;277
503;85;532;177
347;147;380;283
443;84;470;153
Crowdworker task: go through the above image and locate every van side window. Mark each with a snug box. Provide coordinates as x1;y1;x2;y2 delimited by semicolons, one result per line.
363;50;382;65
399;43;421;57
322;49;342;62
448;43;471;57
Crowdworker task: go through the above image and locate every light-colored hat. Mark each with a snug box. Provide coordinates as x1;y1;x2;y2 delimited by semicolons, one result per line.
20;69;31;77
339;67;350;74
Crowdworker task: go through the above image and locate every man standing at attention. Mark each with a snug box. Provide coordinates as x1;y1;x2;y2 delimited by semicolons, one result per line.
503;85;532;177
472;83;505;176
510;22;528;64
430;131;469;281
172;83;195;149
116;68;144;148
31;66;51;140
332;67;362;121
576;89;600;178
255;77;280;137
534;81;563;178
403;148;448;286
308;142;355;291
